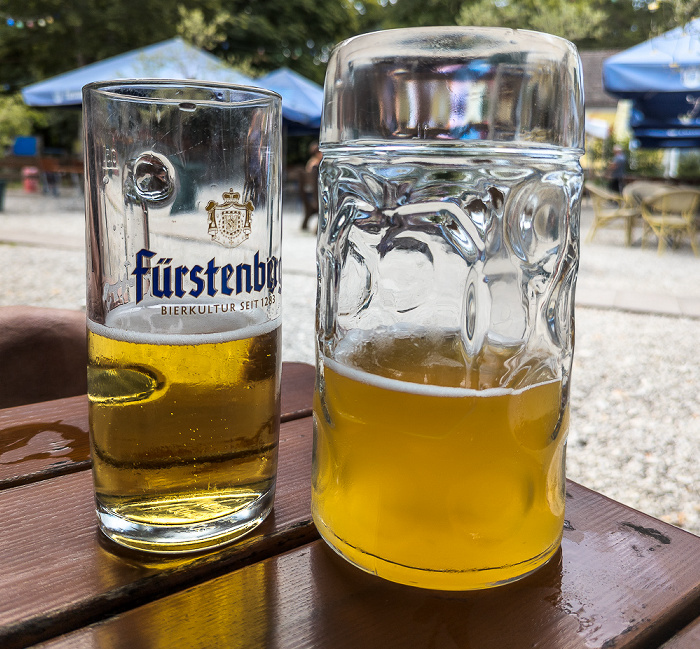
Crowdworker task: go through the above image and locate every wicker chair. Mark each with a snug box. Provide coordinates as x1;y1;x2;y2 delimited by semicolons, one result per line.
640;188;700;256
585;181;641;246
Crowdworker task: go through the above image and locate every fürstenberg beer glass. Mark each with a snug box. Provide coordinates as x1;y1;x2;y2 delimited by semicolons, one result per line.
83;81;282;553
313;28;583;589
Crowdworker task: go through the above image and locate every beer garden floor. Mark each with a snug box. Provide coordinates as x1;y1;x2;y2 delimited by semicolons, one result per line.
1;185;699;539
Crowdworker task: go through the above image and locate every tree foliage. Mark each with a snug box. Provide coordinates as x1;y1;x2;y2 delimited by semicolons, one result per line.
0;0;184;90
377;0;466;28
387;0;688;50
0;93;46;150
0;0;367;149
0;0;698;151
0;0;365;90
647;0;700;31
0;0;694;92
176;6;231;51
458;0;608;42
201;0;363;83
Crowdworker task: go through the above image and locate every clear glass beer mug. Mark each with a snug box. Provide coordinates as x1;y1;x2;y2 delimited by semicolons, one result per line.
83;81;282;553
312;28;584;589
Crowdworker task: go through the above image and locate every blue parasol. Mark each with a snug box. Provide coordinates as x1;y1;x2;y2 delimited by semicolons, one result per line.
603;19;700;147
21;38;253;107
257;67;323;132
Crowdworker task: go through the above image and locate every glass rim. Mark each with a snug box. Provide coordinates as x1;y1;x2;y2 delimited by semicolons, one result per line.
321;25;584;149
82;78;281;106
332;25;578;53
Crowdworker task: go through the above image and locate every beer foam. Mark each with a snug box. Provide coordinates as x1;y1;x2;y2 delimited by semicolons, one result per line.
89;312;279;346
322;356;556;398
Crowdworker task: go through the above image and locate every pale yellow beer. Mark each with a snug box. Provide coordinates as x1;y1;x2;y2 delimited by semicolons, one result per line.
312;334;568;590
88;317;281;552
83;81;282;553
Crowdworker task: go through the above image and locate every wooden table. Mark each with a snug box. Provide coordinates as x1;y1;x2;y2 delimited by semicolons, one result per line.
1;362;699;648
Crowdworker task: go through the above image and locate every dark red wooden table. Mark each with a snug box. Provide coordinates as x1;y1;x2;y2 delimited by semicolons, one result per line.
1;362;699;648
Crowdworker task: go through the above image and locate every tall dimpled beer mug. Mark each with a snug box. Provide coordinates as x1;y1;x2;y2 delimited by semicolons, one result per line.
313;28;584;589
83;81;282;553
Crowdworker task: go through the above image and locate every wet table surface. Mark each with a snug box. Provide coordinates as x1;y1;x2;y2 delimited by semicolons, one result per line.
1;361;699;649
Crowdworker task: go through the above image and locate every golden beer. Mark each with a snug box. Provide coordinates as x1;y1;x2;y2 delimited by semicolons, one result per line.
312;334;568;590
88;317;281;553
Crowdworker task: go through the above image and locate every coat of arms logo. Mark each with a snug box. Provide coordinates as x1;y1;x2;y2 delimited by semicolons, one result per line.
205;189;254;248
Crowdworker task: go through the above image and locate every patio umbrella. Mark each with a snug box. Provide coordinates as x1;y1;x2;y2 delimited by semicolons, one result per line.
603;19;700;147
22;42;323;134
257;67;323;134
21;37;253;107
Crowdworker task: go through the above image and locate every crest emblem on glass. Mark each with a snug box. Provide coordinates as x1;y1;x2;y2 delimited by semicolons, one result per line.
313;28;584;589
83;81;282;553
206;190;254;247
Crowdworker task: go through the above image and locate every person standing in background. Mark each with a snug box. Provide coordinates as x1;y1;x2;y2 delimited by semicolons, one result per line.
607;144;627;194
301;142;323;231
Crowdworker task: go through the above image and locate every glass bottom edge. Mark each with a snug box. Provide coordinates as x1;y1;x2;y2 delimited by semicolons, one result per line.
96;488;275;554
314;515;561;591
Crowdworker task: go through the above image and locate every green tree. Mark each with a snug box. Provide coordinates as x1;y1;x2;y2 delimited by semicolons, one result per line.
360;0;666;50
0;0;371;148
0;0;365;89
0;0;189;90
176;6;232;51
647;0;700;31
377;0;466;28
454;0;700;50
578;1;655;51
0;93;46;150
457;0;608;43
202;0;365;83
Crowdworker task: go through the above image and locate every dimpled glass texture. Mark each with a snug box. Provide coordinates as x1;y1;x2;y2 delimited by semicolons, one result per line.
313;27;585;590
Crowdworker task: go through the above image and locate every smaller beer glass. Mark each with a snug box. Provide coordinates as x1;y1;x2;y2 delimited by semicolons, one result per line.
83;81;282;553
313;28;583;589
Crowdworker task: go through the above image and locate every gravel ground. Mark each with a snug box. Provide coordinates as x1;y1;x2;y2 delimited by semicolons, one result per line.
1;187;699;536
570;308;700;533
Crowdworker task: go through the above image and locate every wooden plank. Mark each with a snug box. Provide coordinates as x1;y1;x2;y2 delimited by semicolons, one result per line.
660;617;700;648
279;362;316;421
0;395;91;488
0;413;318;649
35;483;700;649
0;361;315;489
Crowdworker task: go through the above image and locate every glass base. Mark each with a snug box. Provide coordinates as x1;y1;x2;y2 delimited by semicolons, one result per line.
96;488;275;554
314;515;561;591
